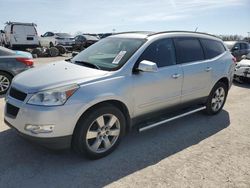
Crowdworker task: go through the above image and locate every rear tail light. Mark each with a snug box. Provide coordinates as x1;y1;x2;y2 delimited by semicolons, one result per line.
232;57;237;64
16;58;34;66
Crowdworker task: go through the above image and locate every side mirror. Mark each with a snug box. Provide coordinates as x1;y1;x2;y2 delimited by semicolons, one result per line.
40;35;43;37
137;60;158;72
241;55;246;59
232;46;239;51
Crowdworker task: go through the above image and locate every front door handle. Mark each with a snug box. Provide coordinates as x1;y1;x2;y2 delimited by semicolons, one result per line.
205;67;212;72
172;73;181;79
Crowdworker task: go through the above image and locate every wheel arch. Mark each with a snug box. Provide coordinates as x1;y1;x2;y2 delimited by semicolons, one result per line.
0;70;14;78
216;77;229;90
74;99;132;135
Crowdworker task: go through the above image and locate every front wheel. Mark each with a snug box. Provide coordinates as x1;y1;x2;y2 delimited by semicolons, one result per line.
72;104;126;159
205;82;228;115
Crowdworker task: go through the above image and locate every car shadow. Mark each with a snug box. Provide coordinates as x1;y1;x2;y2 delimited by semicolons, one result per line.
0;94;5;99
0;110;230;188
233;80;250;88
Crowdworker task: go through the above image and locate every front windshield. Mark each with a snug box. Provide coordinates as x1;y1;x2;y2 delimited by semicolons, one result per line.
72;37;146;71
56;33;72;38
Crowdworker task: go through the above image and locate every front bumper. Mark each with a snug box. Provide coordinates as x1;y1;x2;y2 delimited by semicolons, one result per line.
4;119;72;149
234;67;250;78
4;90;85;149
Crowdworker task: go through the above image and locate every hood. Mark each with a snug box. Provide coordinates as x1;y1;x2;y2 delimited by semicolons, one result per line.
12;61;109;93
237;59;250;67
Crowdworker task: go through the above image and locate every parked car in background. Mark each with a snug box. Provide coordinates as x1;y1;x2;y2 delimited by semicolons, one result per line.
4;31;235;159
73;34;99;51
0;46;33;94
0;30;6;46
98;33;112;39
39;32;74;49
234;52;250;82
4;22;39;49
224;41;250;62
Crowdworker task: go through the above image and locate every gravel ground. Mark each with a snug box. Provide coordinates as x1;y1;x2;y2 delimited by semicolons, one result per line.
0;56;250;188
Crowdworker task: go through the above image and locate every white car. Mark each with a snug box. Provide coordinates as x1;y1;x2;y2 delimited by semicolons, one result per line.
4;22;39;49
39;32;74;49
234;53;250;81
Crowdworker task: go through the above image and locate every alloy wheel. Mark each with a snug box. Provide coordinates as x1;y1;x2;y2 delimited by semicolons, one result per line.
211;87;225;112
86;114;120;153
0;75;10;93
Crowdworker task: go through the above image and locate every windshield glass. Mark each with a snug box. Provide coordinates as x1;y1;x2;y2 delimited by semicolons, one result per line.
56;33;72;38
83;35;99;41
72;37;146;71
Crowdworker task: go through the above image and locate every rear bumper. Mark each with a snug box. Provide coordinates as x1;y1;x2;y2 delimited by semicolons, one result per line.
4;119;72;150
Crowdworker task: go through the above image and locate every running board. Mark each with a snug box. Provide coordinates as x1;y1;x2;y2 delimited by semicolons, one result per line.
139;106;206;132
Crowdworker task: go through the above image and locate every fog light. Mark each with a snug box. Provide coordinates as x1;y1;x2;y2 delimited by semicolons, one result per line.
25;124;54;134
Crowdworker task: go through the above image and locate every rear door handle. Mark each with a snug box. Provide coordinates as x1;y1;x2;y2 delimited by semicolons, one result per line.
205;67;212;72
172;73;181;79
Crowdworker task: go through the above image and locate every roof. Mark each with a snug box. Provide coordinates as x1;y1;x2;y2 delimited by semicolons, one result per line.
5;21;37;27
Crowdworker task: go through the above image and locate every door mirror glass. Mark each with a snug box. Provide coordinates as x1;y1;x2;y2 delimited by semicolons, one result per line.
232;46;239;51
137;60;158;72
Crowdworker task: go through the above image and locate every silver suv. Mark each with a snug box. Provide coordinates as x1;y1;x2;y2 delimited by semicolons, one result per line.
4;31;235;159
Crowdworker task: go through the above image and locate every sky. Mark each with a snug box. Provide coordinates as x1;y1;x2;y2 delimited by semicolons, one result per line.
0;0;250;36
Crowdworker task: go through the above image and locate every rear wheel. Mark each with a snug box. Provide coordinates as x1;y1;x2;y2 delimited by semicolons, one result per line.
72;104;126;159
205;82;228;115
0;72;12;95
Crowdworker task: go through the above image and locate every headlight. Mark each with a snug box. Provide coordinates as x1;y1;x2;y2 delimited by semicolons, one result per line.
27;84;79;106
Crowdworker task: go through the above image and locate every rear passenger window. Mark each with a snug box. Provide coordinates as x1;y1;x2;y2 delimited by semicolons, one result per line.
174;38;204;63
201;39;226;59
240;43;248;50
139;38;176;67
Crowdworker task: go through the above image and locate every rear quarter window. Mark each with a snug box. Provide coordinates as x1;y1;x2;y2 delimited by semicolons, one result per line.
200;39;226;59
174;38;204;64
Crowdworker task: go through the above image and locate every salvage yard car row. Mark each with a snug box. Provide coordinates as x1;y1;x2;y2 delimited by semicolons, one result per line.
0;22;107;51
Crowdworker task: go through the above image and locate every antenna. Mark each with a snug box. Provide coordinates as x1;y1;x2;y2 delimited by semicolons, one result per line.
195;27;198;32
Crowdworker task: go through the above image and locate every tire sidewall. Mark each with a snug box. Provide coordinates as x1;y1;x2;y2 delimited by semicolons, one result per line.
206;82;228;115
73;104;126;159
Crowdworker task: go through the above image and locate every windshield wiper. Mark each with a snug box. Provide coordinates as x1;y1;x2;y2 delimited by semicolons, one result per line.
74;61;101;70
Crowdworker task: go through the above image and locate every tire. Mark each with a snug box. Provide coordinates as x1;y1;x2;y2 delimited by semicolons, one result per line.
0;71;12;95
49;47;59;57
72;104;126;159
31;48;43;57
55;45;66;55
205;82;228;115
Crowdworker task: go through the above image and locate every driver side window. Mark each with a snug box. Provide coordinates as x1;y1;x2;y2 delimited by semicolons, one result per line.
138;38;176;68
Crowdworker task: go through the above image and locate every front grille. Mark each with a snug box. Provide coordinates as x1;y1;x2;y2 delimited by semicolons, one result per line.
6;103;19;118
9;87;27;101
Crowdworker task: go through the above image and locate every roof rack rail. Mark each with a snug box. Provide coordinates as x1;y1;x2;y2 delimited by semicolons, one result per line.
112;31;154;35
147;30;219;38
5;21;37;27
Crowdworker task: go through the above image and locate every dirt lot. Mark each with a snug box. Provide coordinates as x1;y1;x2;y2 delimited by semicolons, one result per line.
0;57;250;188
